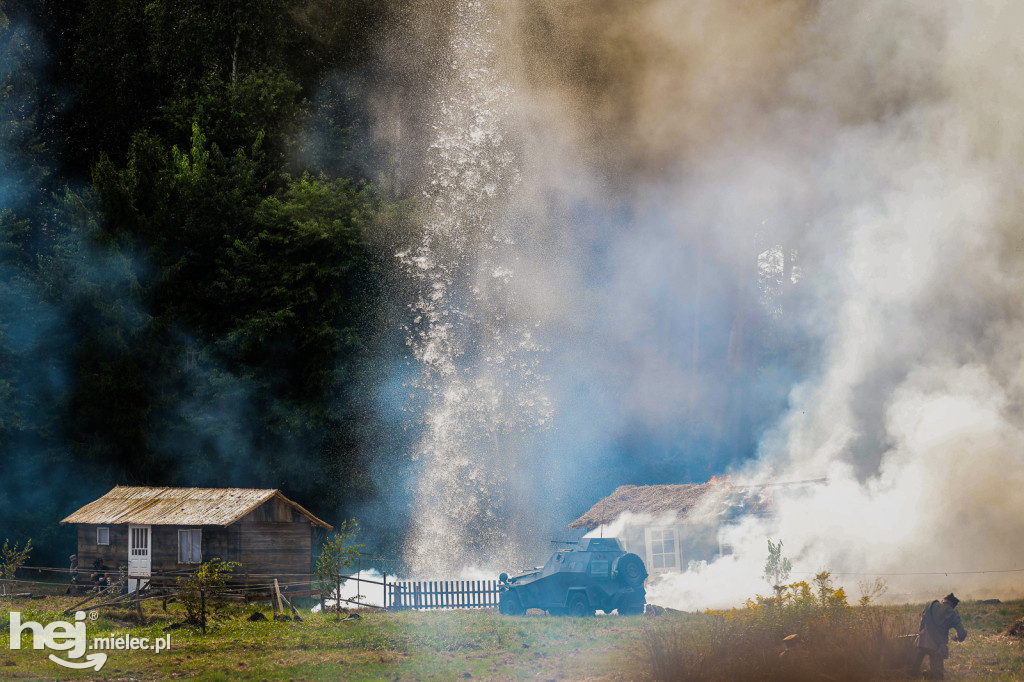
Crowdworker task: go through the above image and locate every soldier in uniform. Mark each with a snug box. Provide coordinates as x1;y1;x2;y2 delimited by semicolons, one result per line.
911;593;967;680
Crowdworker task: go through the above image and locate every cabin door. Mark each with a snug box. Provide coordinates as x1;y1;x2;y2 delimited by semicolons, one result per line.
128;524;151;593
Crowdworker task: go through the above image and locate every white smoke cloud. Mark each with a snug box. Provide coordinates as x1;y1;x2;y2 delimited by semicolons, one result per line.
372;0;1024;601
516;0;1024;607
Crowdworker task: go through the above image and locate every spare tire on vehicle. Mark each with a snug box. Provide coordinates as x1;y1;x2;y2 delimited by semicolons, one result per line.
612;553;648;587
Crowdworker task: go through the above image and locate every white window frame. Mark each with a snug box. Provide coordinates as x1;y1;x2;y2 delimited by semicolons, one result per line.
644;527;681;573
96;527;109;545
178;529;202;564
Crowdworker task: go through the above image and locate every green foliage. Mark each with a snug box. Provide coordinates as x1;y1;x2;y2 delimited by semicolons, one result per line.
80;125;393;502
176;558;240;633
161;69;303;171
0;538;32;596
314;520;362;619
145;0;301;93
50;0;389;175
763;538;792;596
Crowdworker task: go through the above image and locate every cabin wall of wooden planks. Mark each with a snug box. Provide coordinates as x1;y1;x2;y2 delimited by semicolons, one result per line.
76;524;128;573
235;517;312;586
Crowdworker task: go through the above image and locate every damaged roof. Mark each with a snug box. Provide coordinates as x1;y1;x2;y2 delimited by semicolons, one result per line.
60;486;333;529
568;477;821;531
568;480;731;531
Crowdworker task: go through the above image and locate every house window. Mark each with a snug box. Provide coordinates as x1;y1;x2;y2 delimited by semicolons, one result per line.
96;527;109;545
178;529;201;563
646;528;679;571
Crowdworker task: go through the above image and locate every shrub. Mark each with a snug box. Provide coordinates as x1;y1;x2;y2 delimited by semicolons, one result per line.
176;558;239;633
0;538;32;597
763;538;792;598
314;520;363;620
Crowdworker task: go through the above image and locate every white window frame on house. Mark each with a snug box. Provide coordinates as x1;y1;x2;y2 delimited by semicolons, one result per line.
178;529;202;564
96;527;109;545
644;527;681;573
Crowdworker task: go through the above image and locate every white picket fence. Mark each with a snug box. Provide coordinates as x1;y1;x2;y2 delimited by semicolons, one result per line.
388;579;500;610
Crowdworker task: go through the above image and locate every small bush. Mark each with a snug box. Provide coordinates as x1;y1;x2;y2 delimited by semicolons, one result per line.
176;558;239;633
314;520;362;620
0;538;32;597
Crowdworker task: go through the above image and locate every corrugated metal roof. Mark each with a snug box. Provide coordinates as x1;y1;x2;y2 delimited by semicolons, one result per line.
60;486;333;529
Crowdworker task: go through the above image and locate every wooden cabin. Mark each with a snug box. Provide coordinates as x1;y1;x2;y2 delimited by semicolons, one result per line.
61;486;333;593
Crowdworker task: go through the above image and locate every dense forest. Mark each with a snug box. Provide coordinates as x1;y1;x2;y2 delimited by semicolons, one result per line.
0;0;413;565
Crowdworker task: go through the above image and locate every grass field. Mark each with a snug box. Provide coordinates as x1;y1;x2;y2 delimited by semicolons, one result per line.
2;591;1024;680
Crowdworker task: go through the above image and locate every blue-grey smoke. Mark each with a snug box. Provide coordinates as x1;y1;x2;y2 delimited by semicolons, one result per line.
0;11;83;558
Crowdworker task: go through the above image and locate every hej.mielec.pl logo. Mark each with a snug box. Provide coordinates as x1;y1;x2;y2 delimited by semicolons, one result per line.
8;610;171;671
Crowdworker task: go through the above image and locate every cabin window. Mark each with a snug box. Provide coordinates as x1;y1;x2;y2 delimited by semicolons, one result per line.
178;529;202;563
96;527;109;545
645;528;679;571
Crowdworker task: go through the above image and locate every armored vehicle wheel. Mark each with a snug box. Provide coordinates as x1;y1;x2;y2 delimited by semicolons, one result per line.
499;590;525;616
567;593;593;617
612;553;648;588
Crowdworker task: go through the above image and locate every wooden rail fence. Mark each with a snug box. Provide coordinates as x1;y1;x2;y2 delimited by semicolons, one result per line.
11;563;504;611
388;580;500;610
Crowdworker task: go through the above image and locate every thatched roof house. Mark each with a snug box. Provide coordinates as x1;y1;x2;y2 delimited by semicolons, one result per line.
567;478;772;575
568;480;733;531
62;486;332;593
62;486;332;529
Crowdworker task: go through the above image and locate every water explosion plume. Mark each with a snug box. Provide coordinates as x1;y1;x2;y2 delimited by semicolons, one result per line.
393;0;550;578
376;0;1024;597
